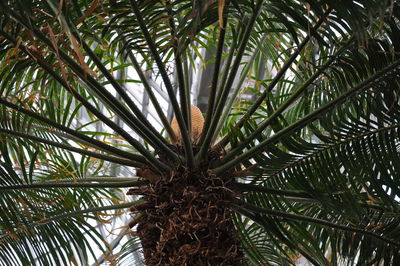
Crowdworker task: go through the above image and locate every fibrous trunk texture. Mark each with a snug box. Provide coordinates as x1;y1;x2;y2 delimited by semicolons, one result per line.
129;151;243;265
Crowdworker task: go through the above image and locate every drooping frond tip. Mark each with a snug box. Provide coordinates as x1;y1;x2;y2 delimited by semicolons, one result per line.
171;105;204;144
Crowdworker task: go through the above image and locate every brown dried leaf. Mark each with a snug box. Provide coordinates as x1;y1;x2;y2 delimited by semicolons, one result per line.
6;37;22;65
69;33;98;78
77;0;100;25
26;90;40;102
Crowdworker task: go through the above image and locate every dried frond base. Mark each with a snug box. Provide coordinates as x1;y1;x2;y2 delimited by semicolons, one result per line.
130;153;243;265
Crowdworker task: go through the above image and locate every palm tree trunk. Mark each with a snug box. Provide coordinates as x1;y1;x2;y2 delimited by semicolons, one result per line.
130;153;243;265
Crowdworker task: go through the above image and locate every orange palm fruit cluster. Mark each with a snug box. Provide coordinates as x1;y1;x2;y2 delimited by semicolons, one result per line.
170;105;204;144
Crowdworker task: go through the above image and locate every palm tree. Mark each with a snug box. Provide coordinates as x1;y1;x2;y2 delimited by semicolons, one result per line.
0;0;400;264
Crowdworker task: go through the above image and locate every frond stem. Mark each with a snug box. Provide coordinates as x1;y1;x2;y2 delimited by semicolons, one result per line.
0;98;145;163
39;177;139;183
232;183;314;199
198;0;265;160
267;122;400;181
212;56;400;175
234;205;321;265
33;201;142;225
166;2;190;130
217;38;352;165
125;49;177;141
233;202;400;247
129;0;194;167
0;180;147;191
4;7;156;147
79;39;174;152
0;29;169;172
212;35;265;143
198;24;226;149
216;8;333;148
0;128;144;167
